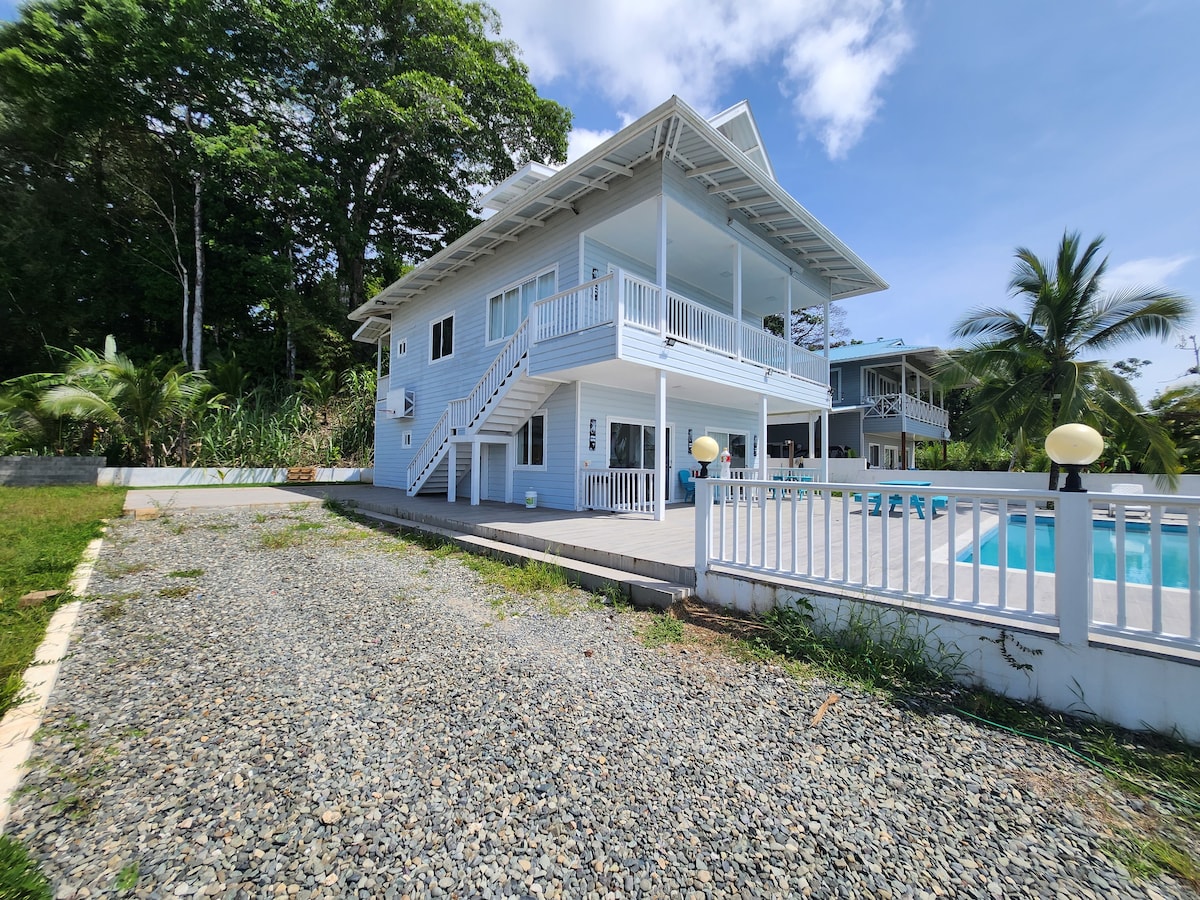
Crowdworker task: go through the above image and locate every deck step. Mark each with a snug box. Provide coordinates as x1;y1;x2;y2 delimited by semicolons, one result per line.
348;507;690;610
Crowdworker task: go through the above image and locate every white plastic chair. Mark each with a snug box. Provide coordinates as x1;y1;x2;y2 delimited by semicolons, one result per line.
1109;482;1150;517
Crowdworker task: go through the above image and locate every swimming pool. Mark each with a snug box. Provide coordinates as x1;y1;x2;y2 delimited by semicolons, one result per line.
958;514;1193;588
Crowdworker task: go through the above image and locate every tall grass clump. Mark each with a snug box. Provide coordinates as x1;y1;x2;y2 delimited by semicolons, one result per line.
754;596;963;692
0;485;124;718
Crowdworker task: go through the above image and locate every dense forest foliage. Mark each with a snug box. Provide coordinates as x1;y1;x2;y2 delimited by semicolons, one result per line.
0;0;571;384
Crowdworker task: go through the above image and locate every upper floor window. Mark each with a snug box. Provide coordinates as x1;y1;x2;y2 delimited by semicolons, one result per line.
830;369;842;403
430;314;454;362
488;268;556;343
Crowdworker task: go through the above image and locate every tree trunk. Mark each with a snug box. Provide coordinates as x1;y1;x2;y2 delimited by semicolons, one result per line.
1048;461;1061;492
191;172;205;372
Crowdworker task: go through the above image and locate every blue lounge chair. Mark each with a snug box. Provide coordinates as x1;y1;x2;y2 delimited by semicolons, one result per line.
678;469;696;503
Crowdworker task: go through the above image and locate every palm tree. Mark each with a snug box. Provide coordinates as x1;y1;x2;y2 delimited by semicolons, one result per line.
39;336;211;466
947;232;1192;489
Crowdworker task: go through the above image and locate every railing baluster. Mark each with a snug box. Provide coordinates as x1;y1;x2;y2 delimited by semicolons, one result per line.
997;499;1008;610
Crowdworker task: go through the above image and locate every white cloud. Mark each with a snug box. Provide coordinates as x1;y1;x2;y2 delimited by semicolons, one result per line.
489;0;912;158
567;127;616;163
1106;255;1193;291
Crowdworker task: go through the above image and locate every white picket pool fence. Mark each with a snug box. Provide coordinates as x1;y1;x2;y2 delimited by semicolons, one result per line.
694;478;1200;657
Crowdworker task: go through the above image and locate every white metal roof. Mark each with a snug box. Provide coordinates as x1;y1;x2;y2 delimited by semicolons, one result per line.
352;96;887;321
351;316;391;344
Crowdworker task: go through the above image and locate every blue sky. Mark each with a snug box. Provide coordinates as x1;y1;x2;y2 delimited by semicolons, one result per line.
4;0;1197;398
490;0;1200;400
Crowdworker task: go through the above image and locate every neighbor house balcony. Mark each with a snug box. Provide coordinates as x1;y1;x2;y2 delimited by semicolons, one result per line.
528;269;829;408
864;392;949;432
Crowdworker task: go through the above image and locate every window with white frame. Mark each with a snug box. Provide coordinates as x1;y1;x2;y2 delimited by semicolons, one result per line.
488;268;556;343
868;443;881;467
516;412;546;467
402;431;412;448
829;369;842;403
430;314;454;361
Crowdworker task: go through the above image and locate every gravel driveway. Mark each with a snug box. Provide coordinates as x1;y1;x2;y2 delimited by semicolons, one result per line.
7;506;1197;899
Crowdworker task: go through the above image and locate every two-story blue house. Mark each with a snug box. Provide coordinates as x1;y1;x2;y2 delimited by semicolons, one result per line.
349;96;887;519
769;338;951;469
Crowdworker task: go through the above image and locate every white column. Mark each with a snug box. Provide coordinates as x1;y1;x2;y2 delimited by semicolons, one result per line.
785;275;793;373
1055;491;1093;645
469;439;481;506
655;368;667;522
820;414;829;482
446;442;457;503
758;395;768;479
807;418;815;465
656;193;668;338
504;438;514;504
733;243;743;358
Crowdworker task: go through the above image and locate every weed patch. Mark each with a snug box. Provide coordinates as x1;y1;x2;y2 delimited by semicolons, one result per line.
259;530;301;550
167;569;203;578
157;585;194;599
641;613;685;648
0;834;52;900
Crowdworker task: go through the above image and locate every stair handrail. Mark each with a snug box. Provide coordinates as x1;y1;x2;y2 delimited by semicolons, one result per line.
449;319;530;431
407;407;450;489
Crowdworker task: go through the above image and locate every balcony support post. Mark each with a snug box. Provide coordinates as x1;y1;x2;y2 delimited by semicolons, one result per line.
733;243;742;358
447;442;457;504
758;395;769;479
655;368;667;522
656;193;668;340
820;413;829;482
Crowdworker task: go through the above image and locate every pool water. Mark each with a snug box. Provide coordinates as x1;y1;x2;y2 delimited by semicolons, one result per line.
958;514;1193;588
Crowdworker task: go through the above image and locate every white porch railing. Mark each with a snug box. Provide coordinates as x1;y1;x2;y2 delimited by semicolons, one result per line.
865;393;950;430
694;478;1200;657
580;467;659;514
531;267;829;388
407;407;449;491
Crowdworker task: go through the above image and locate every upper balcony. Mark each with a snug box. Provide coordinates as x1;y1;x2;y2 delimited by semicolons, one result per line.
528;269;830;409
864;392;950;433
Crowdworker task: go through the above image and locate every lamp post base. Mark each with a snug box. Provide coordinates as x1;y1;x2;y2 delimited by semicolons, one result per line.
1059;464;1087;493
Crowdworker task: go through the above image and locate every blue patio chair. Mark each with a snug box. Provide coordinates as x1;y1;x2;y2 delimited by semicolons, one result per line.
678;469;696;503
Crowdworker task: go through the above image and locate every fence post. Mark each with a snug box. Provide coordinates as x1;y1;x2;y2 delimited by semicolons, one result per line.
695;478;713;597
1055;491;1092;646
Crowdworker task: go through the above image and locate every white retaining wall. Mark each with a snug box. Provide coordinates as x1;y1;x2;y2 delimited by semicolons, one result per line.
702;570;1200;742
97;467;373;487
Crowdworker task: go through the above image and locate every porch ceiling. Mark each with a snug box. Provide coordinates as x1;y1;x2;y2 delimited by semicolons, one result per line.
353;96;886;321
587;198;801;320
532;360;818;416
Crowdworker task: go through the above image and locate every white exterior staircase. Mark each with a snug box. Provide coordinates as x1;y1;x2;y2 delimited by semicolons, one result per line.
406;320;556;497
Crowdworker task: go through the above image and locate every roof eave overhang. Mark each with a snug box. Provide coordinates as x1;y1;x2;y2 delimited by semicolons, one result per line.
352;95;887;320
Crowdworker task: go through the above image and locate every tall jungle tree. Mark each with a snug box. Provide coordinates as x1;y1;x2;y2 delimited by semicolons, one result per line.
947;231;1192;489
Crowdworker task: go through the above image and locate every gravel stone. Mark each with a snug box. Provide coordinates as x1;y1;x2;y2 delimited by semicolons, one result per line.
6;506;1198;898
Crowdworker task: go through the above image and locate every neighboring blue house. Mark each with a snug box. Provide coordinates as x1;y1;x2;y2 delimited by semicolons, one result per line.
769;338;951;469
349;96;887;518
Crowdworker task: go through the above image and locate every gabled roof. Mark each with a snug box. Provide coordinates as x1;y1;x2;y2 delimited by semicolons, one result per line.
828;338;949;369
352;95;887;321
706;100;775;180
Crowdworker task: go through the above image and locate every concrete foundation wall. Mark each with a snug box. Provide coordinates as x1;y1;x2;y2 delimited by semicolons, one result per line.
97;467;372;487
0;456;107;486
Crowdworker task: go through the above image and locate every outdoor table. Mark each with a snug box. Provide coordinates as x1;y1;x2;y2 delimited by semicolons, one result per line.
877;480;942;518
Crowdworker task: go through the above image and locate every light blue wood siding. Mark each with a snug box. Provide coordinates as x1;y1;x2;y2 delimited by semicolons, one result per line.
511;384;577;510
579;383;763;502
374;161;664;485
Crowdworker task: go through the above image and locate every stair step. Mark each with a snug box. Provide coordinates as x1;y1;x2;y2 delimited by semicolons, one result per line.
349;507;690;610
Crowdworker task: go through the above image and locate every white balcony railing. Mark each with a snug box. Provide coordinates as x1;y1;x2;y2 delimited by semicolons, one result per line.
531;268;829;388
865;393;949;430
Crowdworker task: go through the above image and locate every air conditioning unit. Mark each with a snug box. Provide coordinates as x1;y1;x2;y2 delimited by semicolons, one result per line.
384;389;415;419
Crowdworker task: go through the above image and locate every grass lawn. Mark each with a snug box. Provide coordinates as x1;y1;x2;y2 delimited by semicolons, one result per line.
0;485;125;718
